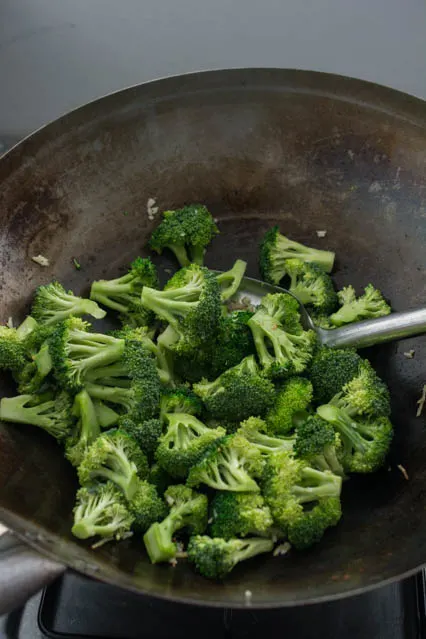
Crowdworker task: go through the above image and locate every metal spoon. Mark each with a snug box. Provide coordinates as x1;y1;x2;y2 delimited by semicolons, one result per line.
235;275;426;349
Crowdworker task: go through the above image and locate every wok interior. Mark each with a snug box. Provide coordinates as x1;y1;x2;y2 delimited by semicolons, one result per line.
0;70;426;607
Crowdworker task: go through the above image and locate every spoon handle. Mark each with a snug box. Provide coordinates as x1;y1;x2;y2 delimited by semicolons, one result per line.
320;308;426;349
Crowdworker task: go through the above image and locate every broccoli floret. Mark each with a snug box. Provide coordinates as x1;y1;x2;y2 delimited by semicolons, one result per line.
287;498;342;550
330;360;391;418
309;347;363;404
248;293;317;378
309;311;335;330
16;316;39;339
284;259;338;314
90;257;158;327
31;281;106;325
211;311;255;377
266;377;313;435
210;492;274;539
128;479;167;533
294;414;344;476
16;340;54;395
262;450;342;545
317;404;393;474
259;226;335;285
119;416;162;459
238;417;295;455
216;259;247;302
50;318;125;391
187;535;274;579
142;265;221;354
85;376;160;423
72;482;133;542
0;391;73;440
0;325;27;373
187;434;264;493
93;400;120;428
65;389;101;466
172;344;212;383
155;413;225;479
148;463;175;496
78;429;149;500
159;387;203;422
330;284;391;327
193;355;275;421
149;204;219;267
143;485;208;563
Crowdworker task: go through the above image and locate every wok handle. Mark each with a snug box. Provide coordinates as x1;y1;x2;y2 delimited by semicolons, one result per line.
321;308;426;349
0;531;65;615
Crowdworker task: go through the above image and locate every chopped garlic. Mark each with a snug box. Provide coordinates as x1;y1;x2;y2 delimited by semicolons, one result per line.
273;542;291;557
31;254;50;267
147;197;159;221
416;385;426;417
404;350;415;359
397;464;409;480
6;317;14;329
316;230;327;238
244;590;252;605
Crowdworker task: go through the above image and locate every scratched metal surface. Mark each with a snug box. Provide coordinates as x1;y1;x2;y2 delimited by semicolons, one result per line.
0;69;426;607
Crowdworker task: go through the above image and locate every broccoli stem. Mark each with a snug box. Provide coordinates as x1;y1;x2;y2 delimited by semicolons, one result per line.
84;383;132;410
90;276;135;313
216;259;247;302
143;517;177;563
189;245;206;266
294;466;342;502
232;538;274;564
277;236;335;273
33;343;53;377
16;316;38;339
167;244;191;268
317;404;366;453
141;288;197;326
93;400;120;428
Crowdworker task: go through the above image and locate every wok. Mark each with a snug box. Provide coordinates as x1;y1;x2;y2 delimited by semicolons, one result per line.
0;68;426;611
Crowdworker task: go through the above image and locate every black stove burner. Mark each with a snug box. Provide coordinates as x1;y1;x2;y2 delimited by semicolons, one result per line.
36;571;425;639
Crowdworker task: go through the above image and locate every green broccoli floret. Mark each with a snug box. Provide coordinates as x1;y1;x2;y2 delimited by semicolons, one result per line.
317;404;393;474
50;318;125;391
211;311;255;377
142;265;221;354
215;259;247;301
172;343;212;383
284;259;338;314
187;535;274;579
210;492;274;539
266;377;313;435
31;281;106;325
0;391;73;440
93;400;120;428
65;389;101;466
0;325;27;373
330;284;391;327
149;204;219;267
16;340;54;395
148;463;175;496
90;257;158;327
187;434;264;493
72;482;133;542
294;414;344;476
193;355;275;421
16;316;39;339
330;360;391;418
128;479;167;533
78;429;149;500
119;416;162;460
155;413;225;479
259;226;335;285
248;293;317;378
143;485;208;563
287;498;342;550
309;347;363;404
159;387;203;422
309;311;335;330
238;417;295;455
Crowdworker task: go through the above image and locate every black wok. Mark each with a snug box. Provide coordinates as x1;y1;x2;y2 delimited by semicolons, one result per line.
0;68;426;610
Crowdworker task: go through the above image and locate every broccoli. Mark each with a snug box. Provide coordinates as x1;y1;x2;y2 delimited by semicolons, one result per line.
90;257;158;327
211;311;255;377
148;463;175;496
72;482;133;542
317;404;393;474
330;360;391;418
93;400;119;429
16;316;39;339
262;450;342;548
128;479;167;533
119;416;162;459
210;492;274;539
143;485;208;563
294;414;344;476
155;413;225;479
159;387;203;422
16;336;55;395
266;377;313;435
287;498;342;550
248;293;317;378
172;345;212;383
330;284;391;327
309;347;363;404
193;355;275;422
141;265;221;353
50;318;125;391
149;204;219;267
0;325;27;373
0;391;73;440
187;535;274;579
31;281;106;325
215;259;247;301
259;226;335;285
238;417;295;455
78;429;149;500
187;434;264;493
65;389;101;467
284;259;338;314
